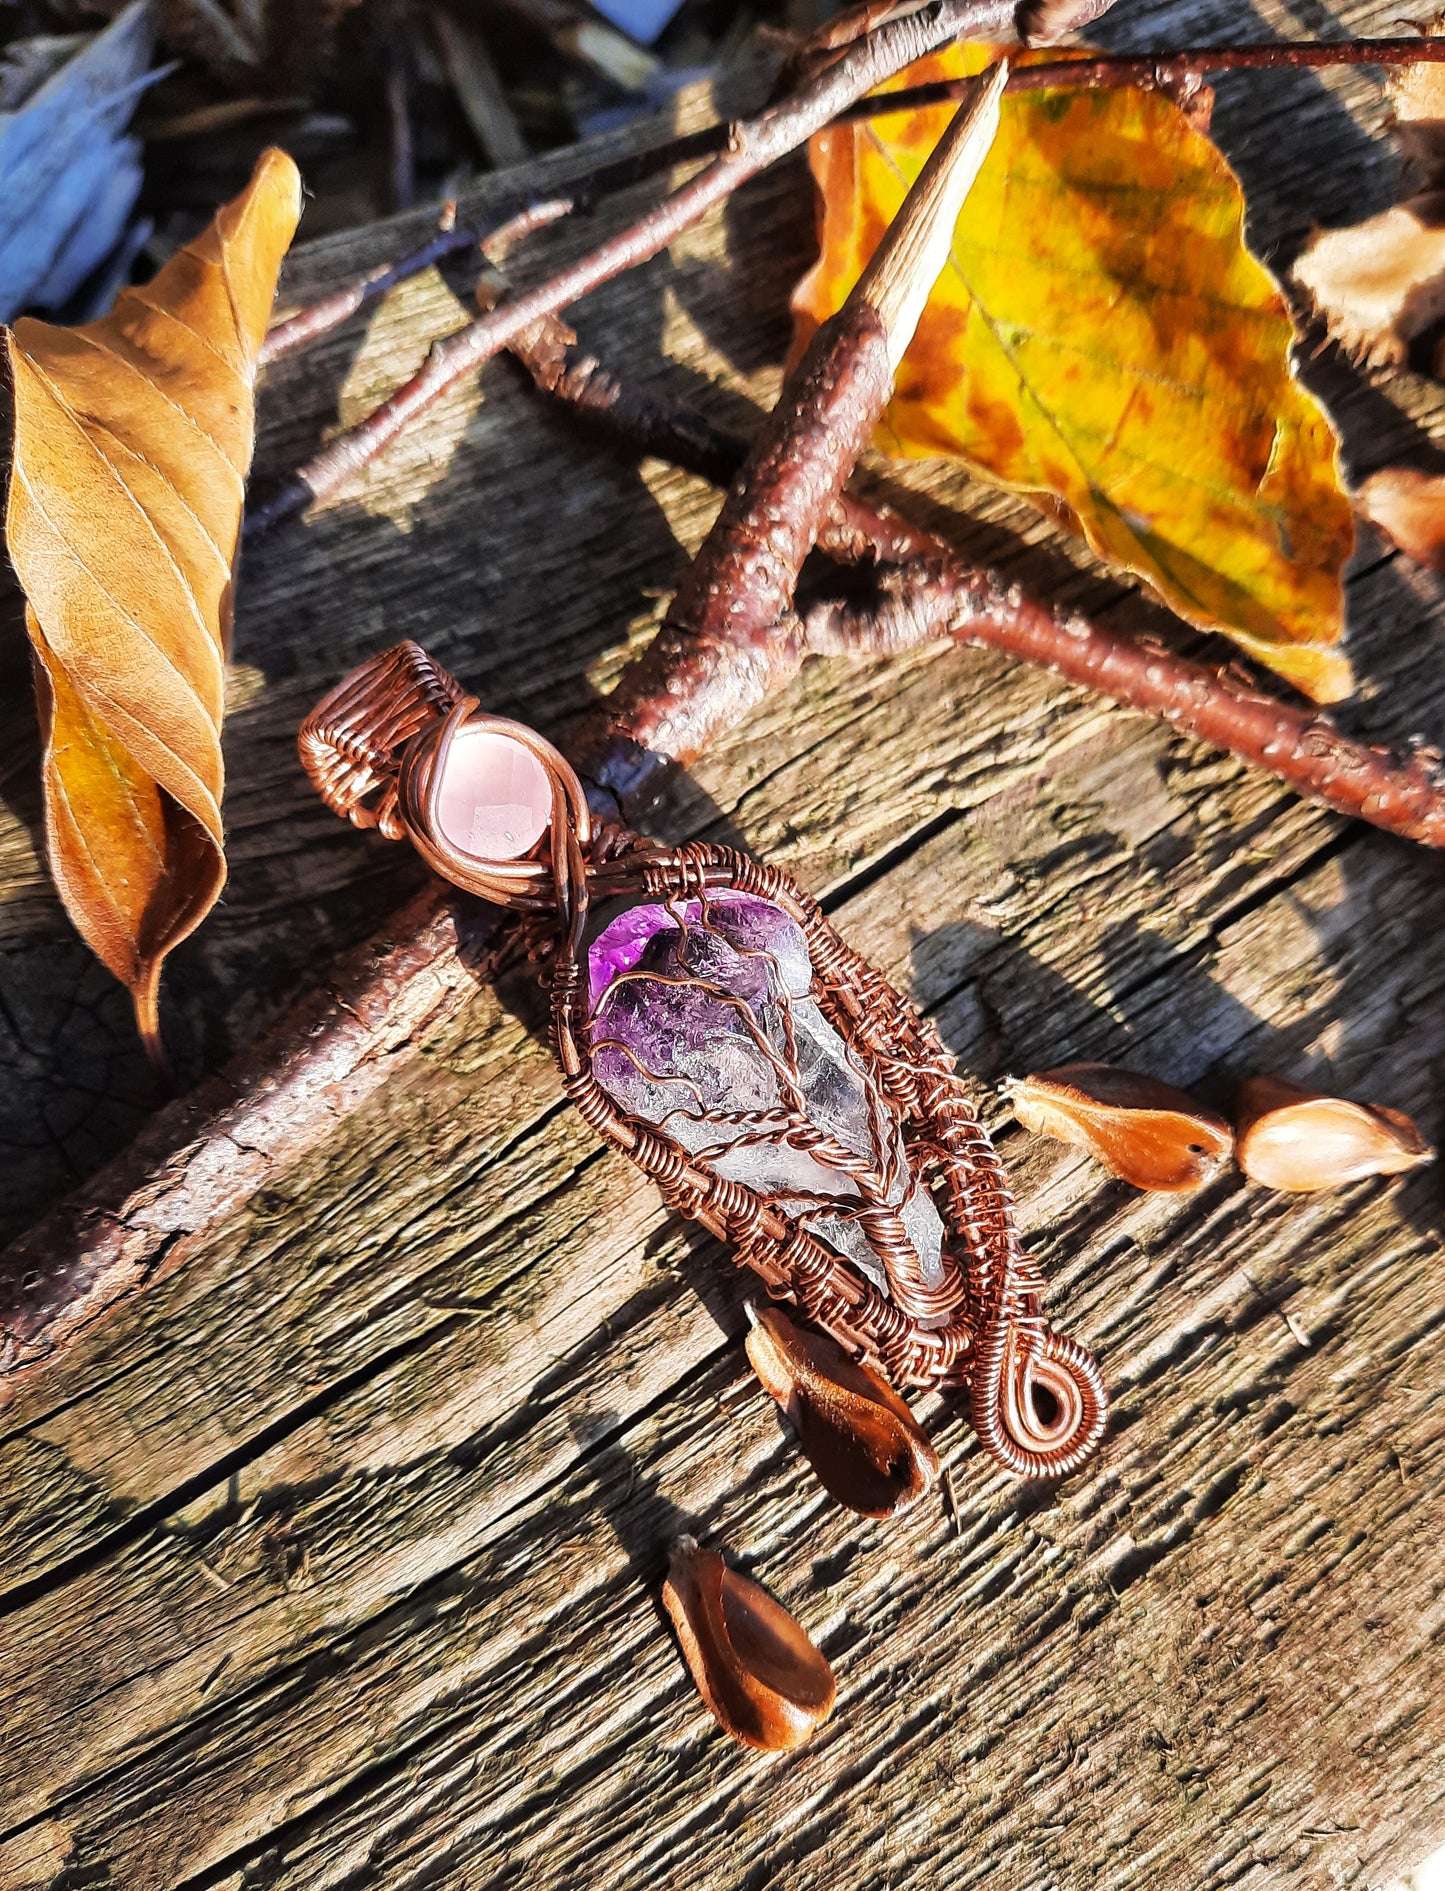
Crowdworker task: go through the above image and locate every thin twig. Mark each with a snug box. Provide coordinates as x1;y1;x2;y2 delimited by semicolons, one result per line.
386;19;416;214
330;34;1445;235
260;198;574;365
509;310;1445;849
889;38;1445;111
262;209;472;366
487;34;1445;196
241;0;1017;540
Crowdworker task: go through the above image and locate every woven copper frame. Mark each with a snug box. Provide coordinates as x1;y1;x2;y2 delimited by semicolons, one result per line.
300;642;1108;1480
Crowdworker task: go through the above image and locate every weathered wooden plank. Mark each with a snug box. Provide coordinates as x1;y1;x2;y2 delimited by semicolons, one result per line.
1;1086;1440;1889
4;2;1445;1886
0;623;1331;1594
2;798;1441;1886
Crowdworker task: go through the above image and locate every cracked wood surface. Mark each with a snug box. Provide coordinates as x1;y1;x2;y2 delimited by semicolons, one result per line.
4;0;1445;1884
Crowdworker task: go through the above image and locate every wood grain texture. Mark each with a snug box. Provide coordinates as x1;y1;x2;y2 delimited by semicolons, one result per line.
4;1;1445;1884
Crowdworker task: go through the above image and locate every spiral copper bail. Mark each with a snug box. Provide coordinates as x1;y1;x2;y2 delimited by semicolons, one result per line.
298;639;594;945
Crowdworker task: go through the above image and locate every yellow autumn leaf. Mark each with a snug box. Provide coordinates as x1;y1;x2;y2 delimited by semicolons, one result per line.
793;48;1356;701
6;147;302;1059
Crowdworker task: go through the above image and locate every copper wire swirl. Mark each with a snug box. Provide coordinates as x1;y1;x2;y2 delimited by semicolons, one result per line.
299;641;1108;1480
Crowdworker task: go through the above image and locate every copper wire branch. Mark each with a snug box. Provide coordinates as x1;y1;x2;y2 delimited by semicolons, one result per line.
550;842;1106;1473
295;622;1106;1471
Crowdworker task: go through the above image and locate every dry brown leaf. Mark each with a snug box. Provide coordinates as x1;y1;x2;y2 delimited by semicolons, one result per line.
1234;1075;1432;1191
6;145;302;1058
1002;1063;1233;1191
1357;465;1445;570
662;1535;836;1753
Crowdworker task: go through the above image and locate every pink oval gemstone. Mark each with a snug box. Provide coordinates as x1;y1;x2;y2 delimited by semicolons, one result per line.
434;726;552;861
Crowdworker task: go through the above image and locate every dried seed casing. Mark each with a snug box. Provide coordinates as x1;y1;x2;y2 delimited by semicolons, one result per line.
1235;1075;1432;1190
662;1536;836;1752
1002;1063;1233;1191
745;1302;939;1518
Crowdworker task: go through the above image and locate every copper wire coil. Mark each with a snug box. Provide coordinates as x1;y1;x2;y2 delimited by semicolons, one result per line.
298;641;468;839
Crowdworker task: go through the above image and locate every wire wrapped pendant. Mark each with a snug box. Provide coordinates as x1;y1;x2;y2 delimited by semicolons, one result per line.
301;640;1107;1479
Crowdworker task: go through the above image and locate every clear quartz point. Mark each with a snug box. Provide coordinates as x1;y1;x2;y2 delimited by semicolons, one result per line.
586;891;945;1301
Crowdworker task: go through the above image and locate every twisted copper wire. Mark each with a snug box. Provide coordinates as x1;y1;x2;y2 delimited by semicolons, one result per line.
299;641;1109;1479
298;642;467;838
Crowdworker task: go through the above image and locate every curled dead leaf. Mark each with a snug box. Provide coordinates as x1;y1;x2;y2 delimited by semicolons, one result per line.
795;44;1355;701
6;146;302;1060
1002;1063;1233;1192
1293;23;1445;366
1235;1076;1432;1191
744;1302;938;1517
1293;197;1445;368
662;1535;836;1753
1357;466;1445;571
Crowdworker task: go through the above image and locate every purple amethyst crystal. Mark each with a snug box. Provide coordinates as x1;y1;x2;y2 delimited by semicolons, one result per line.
585;891;945;1302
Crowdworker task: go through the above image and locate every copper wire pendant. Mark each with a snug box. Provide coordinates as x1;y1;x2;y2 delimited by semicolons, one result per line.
300;640;1107;1479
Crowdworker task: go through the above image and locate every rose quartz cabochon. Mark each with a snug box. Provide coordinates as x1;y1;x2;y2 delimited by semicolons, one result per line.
434;726;552;860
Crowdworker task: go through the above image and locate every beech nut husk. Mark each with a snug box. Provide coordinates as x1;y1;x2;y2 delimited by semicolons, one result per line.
1002;1063;1233;1192
1235;1075;1433;1191
744;1302;939;1517
662;1535;836;1753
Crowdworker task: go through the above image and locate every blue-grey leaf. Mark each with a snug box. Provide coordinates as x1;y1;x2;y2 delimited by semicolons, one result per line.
0;0;160;322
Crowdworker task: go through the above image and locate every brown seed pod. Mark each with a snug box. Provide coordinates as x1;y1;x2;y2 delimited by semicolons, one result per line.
1001;1063;1233;1192
1016;0;1121;44
744;1302;939;1517
662;1536;836;1753
1235;1075;1433;1191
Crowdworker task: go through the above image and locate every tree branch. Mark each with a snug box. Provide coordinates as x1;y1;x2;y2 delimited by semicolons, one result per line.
0;67;1008;1399
242;0;1019;539
0;887;482;1386
506;312;1445;848
801;568;1445;845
